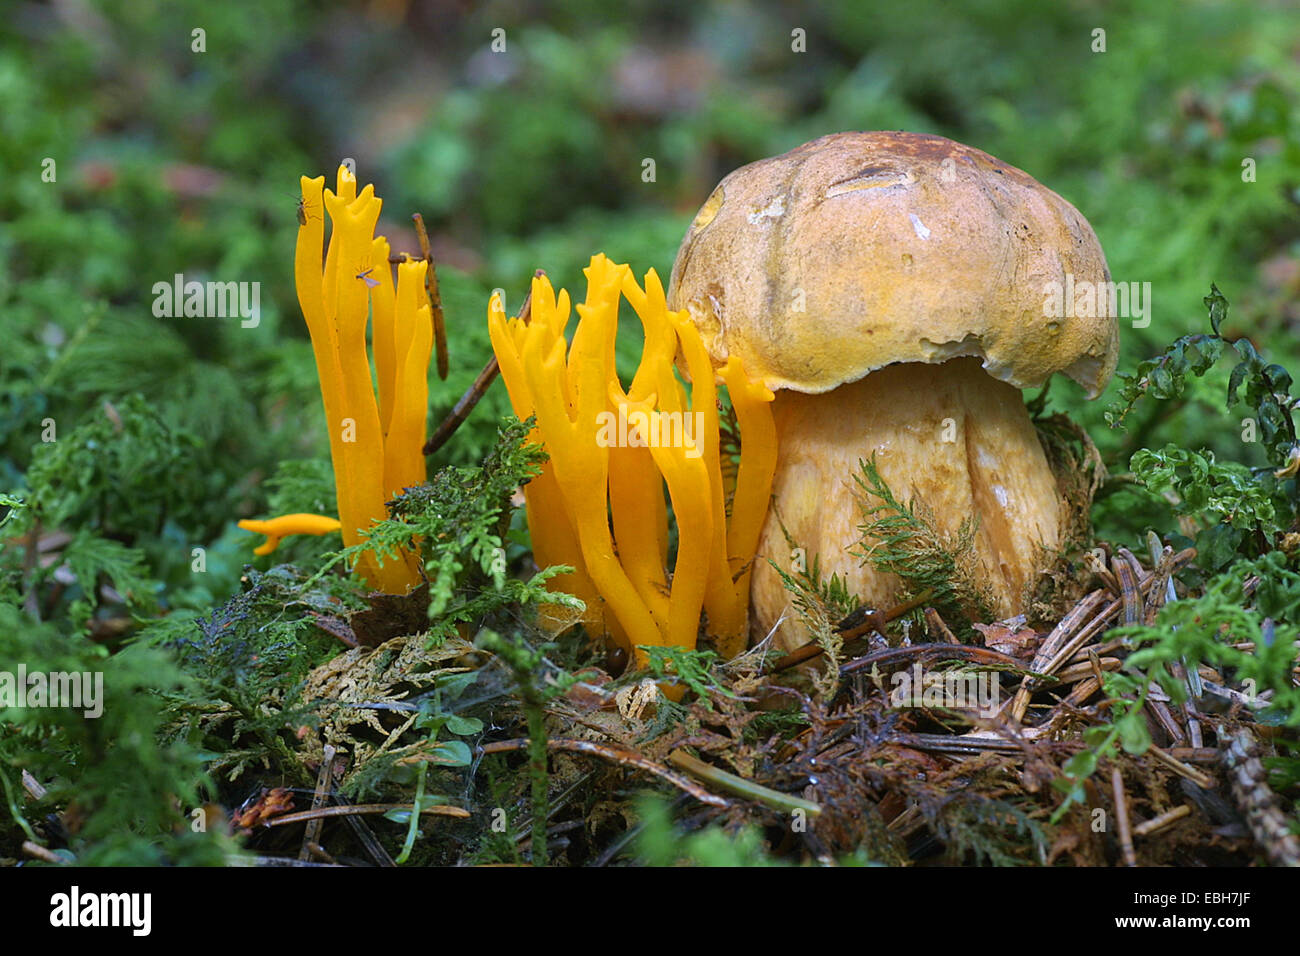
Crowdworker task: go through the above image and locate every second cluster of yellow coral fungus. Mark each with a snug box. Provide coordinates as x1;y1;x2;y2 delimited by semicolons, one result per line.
488;254;777;664
239;166;432;594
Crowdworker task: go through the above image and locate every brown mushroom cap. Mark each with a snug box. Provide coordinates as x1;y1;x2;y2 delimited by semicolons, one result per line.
667;131;1118;397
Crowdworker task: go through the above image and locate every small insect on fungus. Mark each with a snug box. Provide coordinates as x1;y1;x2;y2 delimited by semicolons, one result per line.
356;267;380;290
295;195;320;226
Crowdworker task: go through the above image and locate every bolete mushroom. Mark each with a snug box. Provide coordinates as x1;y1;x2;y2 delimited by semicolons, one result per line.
667;132;1119;651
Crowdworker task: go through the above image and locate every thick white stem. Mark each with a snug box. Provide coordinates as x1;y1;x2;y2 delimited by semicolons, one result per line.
752;357;1061;651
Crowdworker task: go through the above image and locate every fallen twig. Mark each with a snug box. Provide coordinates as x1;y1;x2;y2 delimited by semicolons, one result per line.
1111;767;1137;867
299;743;335;861
265;803;471;827
668;749;821;817
1132;804;1192;838
21;841;62;864
839;643;1024;680
1147;744;1215;789
410;213;448;380
479;737;729;808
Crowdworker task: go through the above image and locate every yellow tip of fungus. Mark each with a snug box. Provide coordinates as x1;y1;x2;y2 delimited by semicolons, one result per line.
238;514;343;556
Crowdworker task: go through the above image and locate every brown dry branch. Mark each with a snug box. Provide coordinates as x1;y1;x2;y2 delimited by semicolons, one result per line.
299;744;336;861
265;804;471;827
479;737;730;808
1111;767;1137;867
410;213;448;380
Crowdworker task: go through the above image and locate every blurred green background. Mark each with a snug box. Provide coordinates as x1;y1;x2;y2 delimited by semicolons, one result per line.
2;0;1298;609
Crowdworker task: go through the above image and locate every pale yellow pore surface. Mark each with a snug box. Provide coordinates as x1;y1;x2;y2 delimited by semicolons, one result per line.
751;358;1061;651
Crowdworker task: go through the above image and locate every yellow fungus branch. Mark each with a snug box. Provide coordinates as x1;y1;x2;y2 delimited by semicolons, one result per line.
606;382;671;634
237;514;343;556
386;260;432;499
719;356;777;606
641;407;713;652
371;236;399;438
669;309;747;655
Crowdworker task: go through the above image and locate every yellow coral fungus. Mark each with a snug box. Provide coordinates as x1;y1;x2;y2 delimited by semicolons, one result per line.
237;514;343;556
239;167;431;593
488;255;777;665
486;282;609;639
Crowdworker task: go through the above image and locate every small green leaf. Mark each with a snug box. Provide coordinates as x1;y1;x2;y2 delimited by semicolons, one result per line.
1196;523;1244;571
1082;725;1113;747
445;715;483;735
1117;712;1151;755
1064;750;1097;779
429;740;473;766
1204;284;1227;334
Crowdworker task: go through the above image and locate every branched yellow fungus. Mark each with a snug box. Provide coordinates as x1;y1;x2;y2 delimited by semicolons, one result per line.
488;254;777;665
239;167;430;592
